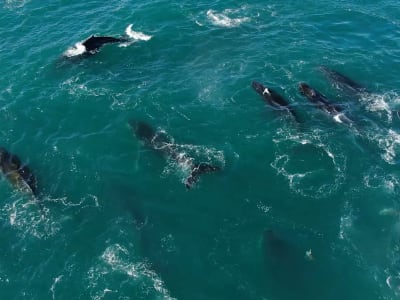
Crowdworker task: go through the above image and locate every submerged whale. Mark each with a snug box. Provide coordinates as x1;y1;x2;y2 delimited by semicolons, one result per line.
0;147;37;196
319;66;367;94
252;81;301;122
130;120;220;189
263;229;319;299
299;83;352;125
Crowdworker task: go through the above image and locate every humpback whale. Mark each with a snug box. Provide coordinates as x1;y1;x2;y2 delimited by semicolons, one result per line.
64;35;129;57
82;36;128;53
299;83;352;125
263;229;319;299
130;120;220;189
0;147;37;196
63;24;152;58
319;66;367;94
252;81;301;122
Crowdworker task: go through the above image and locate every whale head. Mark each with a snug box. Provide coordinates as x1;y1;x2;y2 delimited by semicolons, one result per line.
129;120;156;144
251;81;266;95
299;83;317;99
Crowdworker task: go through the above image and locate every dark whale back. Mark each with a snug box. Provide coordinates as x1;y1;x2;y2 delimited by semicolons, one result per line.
252;81;300;122
299;82;346;117
298;83;327;104
252;81;289;107
320;66;366;93
130;120;157;145
82;35;127;52
0;147;37;196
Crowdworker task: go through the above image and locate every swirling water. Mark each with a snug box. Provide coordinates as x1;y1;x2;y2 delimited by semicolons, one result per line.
1;1;400;299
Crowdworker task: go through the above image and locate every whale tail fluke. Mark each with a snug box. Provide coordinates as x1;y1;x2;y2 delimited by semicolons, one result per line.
185;163;221;189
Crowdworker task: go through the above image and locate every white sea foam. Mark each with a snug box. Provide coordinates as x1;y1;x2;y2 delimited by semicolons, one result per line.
50;275;63;300
61;75;109;98
379;208;400;217
206;9;250;28
363;167;399;194
159;141;225;187
359;92;396;123
375;129;400;164
1;194;60;239
256;201;271;214
125;24;152;41
63;43;86;57
4;0;29;9
386;274;400;296
270;128;346;198
86;244;175;299
339;201;354;240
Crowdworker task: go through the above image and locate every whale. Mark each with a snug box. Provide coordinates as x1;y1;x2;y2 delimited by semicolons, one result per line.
298;82;353;125
64;35;129;57
63;24;152;58
81;35;128;53
319;66;367;94
252;81;301;122
263;229;319;299
130;120;220;189
0;147;37;196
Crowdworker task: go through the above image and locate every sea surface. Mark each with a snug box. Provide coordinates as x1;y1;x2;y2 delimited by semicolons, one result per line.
1;1;400;299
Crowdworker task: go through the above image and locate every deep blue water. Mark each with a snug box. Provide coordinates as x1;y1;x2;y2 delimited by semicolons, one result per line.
1;1;400;299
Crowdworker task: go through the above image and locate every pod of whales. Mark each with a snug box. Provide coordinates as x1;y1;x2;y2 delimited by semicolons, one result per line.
252;81;301;122
0;147;37;196
130;120;220;189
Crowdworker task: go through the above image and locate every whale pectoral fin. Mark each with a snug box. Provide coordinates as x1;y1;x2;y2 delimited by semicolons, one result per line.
185;163;221;189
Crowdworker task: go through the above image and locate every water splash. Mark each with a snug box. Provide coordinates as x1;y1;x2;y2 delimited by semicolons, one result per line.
1;194;60;239
86;243;175;299
63;43;86;58
125;24;152;41
206;9;250;28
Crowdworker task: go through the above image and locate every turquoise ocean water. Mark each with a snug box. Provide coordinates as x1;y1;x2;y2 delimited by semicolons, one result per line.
1;0;400;299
